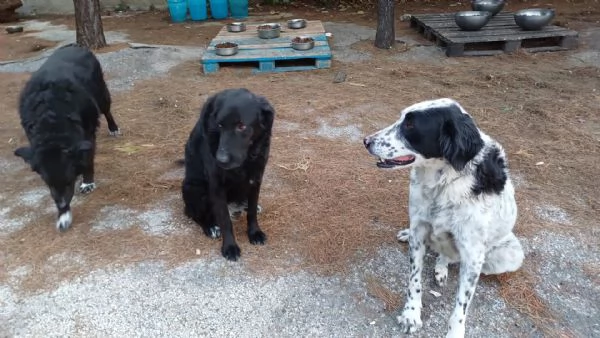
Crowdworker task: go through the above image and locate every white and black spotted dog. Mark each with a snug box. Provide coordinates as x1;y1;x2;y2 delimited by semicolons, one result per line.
363;98;524;338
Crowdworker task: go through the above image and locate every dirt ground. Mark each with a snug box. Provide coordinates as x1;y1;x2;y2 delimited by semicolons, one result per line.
1;1;599;337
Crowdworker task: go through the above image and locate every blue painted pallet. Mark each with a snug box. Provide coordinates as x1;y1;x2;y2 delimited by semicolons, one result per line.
201;20;332;74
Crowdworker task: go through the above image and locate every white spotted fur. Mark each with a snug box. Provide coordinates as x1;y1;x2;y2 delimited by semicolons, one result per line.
365;98;524;338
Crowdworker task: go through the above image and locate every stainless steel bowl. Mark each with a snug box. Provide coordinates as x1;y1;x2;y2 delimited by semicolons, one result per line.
454;11;492;31
227;22;246;33
514;8;555;30
287;19;307;29
257;23;281;39
291;36;315;51
215;42;239;56
471;0;505;16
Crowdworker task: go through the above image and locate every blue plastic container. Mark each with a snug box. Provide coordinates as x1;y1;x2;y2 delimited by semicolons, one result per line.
209;0;228;19
229;0;248;19
188;0;207;20
167;0;188;23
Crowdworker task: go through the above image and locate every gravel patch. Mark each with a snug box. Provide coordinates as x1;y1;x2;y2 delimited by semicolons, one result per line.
522;231;600;337
534;204;572;225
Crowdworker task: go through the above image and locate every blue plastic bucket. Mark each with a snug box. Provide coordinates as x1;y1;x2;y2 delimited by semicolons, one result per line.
188;0;207;21
229;0;248;19
209;0;228;19
167;0;188;23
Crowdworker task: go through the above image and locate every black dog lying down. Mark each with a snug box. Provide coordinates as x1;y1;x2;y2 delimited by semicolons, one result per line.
14;44;120;231
179;88;275;261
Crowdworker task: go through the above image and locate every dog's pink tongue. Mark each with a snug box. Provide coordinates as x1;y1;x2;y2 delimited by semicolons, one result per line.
394;155;413;161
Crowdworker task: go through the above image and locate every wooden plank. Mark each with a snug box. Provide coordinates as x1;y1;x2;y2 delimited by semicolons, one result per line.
216;20;326;38
207;40;329;51
425;20;518;29
209;34;328;46
420;16;516;24
443;29;577;43
435;25;571;36
201;45;332;62
413;12;514;20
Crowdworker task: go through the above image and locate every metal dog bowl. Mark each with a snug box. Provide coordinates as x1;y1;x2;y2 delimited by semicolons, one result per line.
215;42;239;56
514;8;555;31
454;11;492;31
227;22;246;33
287;18;307;29
471;0;505;16
257;23;281;39
291;36;315;51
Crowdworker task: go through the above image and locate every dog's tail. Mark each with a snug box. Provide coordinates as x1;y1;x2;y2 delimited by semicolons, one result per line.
175;158;185;166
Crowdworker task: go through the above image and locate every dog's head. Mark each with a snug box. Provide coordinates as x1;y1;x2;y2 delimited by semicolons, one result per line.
15;141;92;209
364;98;484;171
201;88;275;170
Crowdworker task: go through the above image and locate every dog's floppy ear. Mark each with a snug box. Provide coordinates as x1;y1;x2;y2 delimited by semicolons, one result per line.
256;95;275;131
14;146;40;172
14;146;33;163
439;112;483;171
200;93;220;131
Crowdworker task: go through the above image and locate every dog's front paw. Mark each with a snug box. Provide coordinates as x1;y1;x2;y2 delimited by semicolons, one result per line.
79;182;96;194
445;322;466;338
108;129;121;137
397;308;423;334
248;230;266;245
56;211;72;232
222;243;241;261
397;229;410;242
435;264;448;287
205;225;221;239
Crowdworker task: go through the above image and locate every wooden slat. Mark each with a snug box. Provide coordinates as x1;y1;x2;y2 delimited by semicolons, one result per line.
216;20;326;38
413;12;514;21
442;29;576;43
207;40;329;51
201;45;331;62
209;34;328;46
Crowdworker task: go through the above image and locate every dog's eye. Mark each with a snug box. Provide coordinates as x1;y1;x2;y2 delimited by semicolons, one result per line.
218;124;223;129
236;123;246;131
404;120;414;129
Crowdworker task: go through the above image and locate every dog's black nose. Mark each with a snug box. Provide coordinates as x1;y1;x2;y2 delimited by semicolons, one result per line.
216;150;230;164
363;136;372;149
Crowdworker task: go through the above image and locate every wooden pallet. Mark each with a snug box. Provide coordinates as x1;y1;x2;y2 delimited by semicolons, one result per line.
410;12;579;57
201;20;332;74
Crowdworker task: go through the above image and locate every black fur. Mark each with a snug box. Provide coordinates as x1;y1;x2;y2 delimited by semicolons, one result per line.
472;146;507;195
400;105;484;171
179;88;275;261
14;44;120;231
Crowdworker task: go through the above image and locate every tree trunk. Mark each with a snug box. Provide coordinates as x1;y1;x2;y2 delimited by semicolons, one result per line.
73;0;107;49
374;0;395;49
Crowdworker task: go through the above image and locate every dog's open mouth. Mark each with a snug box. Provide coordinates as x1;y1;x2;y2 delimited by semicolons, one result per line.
376;155;416;168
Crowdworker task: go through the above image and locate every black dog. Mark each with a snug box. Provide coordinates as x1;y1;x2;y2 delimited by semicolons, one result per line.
179;88;275;261
14;44;120;232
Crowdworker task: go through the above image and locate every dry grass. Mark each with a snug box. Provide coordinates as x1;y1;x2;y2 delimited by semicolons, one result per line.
494;270;557;335
365;275;402;312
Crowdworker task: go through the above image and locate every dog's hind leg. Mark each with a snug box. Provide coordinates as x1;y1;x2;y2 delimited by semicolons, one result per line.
481;233;524;275
435;254;450;287
445;238;486;338
103;111;120;136
182;181;220;238
397;223;429;334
